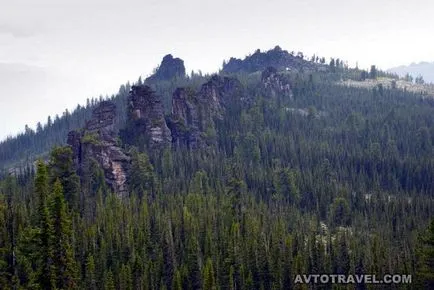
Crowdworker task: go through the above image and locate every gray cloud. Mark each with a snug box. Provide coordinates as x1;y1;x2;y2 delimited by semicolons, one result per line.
0;62;49;138
0;23;36;38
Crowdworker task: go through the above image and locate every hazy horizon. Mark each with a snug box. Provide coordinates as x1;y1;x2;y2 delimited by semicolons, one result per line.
1;0;433;141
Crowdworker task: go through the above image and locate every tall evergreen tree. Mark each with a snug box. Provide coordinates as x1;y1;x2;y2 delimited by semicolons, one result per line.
49;179;78;289
35;160;56;289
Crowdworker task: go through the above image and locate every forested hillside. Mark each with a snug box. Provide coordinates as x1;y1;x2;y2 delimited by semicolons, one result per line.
0;47;433;289
0;72;207;172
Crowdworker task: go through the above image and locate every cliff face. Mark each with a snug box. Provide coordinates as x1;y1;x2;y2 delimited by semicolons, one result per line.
168;75;244;148
168;87;202;148
261;66;293;99
199;75;244;118
67;101;130;197
122;76;244;150
128;85;172;147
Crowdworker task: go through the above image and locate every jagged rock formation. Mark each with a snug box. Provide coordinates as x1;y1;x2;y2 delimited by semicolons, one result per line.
222;46;323;74
199;75;244;118
67;101;130;197
168;75;244;148
146;54;186;82
128;85;172;147
167;87;202;148
261;66;293;99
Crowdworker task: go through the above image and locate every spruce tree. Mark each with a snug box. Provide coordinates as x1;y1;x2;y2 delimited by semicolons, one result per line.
203;257;216;290
35;160;56;289
49;179;78;289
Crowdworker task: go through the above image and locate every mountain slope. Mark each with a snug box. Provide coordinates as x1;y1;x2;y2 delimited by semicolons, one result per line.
0;47;433;289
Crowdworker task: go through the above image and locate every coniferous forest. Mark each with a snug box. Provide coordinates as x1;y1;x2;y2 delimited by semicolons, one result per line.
0;47;433;289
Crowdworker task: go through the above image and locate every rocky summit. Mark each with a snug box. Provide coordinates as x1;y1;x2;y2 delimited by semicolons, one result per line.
145;54;186;82
222;45;324;74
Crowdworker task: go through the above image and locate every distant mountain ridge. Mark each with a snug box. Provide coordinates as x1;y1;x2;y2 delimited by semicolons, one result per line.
388;61;434;83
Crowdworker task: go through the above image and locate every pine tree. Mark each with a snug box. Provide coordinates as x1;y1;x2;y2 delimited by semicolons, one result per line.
330;198;351;227
49;146;80;210
202;257;216;290
85;255;97;290
173;269;183;290
129;147;155;199
49;179;78;289
245;271;253;290
34;160;56;289
105;270;116;290
119;263;133;290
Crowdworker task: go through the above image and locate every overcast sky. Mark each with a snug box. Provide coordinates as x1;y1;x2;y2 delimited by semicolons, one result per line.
1;0;433;140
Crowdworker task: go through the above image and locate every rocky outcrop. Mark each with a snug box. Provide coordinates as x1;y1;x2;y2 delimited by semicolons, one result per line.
68;101;130;197
199;75;244;118
222;46;323;74
123;75;244;149
261;66;293;99
146;54;186;82
67;130;82;169
167;88;202;148
168;75;244;148
85;101;117;132
128;85;172;147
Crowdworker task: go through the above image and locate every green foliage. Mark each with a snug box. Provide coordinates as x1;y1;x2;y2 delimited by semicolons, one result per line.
49;146;80;210
416;219;434;288
82;132;101;145
0;59;433;289
273;168;300;204
48;180;78;289
119;264;133;290
104;270;116;290
34;160;56;289
85;255;97;290
202;258;216;290
330;197;351;227
129;147;155;198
